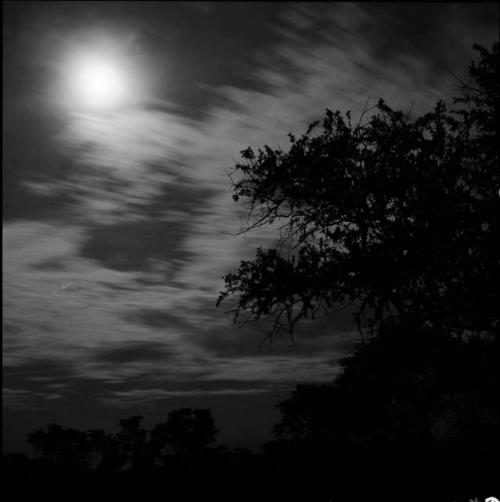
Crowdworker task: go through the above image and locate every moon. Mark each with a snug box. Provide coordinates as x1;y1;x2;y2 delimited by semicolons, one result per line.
69;55;130;110
54;32;150;114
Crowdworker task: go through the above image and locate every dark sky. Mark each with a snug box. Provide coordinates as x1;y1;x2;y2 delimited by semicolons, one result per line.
3;1;498;453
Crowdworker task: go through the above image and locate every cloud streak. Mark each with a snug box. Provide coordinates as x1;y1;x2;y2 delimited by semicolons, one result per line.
3;3;498;431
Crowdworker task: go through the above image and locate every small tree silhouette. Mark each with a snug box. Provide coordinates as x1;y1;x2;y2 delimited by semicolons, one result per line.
27;423;91;468
24;409;221;475
115;415;150;470
151;408;218;463
86;428;123;472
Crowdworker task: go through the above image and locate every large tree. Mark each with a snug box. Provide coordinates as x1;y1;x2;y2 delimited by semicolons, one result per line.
218;43;499;339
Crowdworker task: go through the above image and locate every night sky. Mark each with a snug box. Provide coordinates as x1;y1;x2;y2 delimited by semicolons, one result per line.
3;2;498;454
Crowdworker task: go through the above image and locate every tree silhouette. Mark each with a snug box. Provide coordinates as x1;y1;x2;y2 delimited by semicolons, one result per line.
115;415;150;470
276;323;499;445
23;409;220;476
151;408;218;462
218;43;499;340
27;423;91;468
86;428;123;472
271;321;500;498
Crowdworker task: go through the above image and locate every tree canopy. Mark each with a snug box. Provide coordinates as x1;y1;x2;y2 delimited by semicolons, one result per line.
218;43;499;339
274;321;499;447
268;320;500;500
26;408;218;472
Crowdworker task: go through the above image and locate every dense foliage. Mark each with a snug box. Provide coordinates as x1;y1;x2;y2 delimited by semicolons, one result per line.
25;408;218;472
218;43;499;339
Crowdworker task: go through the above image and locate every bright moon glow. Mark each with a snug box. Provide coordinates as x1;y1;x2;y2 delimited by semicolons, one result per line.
68;56;130;110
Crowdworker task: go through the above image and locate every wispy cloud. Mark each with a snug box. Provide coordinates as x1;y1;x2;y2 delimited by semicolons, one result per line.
3;3;497;415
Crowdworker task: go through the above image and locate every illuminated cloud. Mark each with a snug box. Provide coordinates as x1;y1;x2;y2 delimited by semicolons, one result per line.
3;2;497;452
